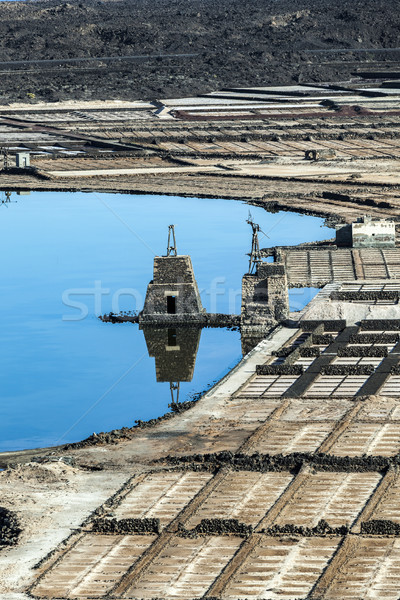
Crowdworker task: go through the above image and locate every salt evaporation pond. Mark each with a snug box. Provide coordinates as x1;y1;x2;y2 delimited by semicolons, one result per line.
0;191;332;451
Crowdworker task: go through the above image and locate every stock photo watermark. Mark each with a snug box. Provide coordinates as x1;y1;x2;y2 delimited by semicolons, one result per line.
62;280;144;320
61;277;244;320
62;278;313;320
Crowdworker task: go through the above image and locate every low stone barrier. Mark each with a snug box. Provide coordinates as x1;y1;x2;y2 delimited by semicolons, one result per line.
300;320;346;332
312;334;335;345
321;364;375;375
0;507;21;546
256;364;304;376
92;517;160;535
163;451;395;473
361;519;400;535
338;346;388;357
332;291;399;302
178;518;252;538
299;347;320;357
273;332;314;361
102;313;241;328
360;320;400;331
349;333;399;344
274;346;298;358
262;519;348;537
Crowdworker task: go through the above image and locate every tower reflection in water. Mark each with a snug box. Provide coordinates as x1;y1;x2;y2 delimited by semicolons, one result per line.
141;327;201;403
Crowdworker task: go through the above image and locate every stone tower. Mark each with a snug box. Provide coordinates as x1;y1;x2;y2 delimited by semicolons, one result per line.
241;261;289;336
140;255;205;324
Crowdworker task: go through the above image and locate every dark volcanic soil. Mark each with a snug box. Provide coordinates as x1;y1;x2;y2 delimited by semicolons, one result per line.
0;0;399;102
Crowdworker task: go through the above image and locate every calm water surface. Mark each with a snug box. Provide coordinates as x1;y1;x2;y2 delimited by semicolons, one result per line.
0;191;331;451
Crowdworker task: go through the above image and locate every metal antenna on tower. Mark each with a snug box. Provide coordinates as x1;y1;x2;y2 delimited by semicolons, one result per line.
1;147;9;170
246;211;269;274
166;224;177;256
170;382;180;403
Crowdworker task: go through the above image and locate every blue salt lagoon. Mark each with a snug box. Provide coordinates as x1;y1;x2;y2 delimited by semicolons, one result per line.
0;191;332;451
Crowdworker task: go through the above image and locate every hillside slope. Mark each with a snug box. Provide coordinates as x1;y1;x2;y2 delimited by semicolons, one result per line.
0;0;398;102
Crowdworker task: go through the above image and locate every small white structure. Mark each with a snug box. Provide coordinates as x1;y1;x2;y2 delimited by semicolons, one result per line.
336;216;396;248
15;152;30;168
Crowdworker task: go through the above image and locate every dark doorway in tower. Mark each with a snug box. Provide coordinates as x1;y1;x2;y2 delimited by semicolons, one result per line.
167;295;177;314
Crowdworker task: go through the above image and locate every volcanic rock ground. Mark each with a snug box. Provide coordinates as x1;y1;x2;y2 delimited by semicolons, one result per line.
0;0;399;102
